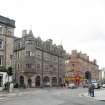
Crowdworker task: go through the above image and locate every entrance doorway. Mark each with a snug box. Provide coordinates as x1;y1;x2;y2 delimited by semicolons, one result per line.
28;78;32;88
43;76;50;87
52;77;57;87
35;76;40;87
19;76;24;87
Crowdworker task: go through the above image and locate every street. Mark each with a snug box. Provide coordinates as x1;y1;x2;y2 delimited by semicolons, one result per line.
0;88;105;105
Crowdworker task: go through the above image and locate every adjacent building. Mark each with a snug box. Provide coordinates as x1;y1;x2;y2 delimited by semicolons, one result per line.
14;30;66;88
0;15;15;90
65;50;99;86
99;68;105;81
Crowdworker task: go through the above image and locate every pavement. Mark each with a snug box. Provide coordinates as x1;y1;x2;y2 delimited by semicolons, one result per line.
0;88;43;98
81;88;105;101
0;88;105;105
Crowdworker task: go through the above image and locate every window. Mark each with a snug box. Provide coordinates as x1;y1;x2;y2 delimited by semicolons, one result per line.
26;64;32;69
71;64;75;71
17;64;20;69
0;26;3;34
17;52;20;59
26;40;33;45
0;56;2;66
26;51;31;56
18;42;21;48
44;64;49;71
0;39;3;48
7;30;11;36
0;75;3;87
37;64;40;69
36;64;40;72
36;50;41;58
26;51;34;56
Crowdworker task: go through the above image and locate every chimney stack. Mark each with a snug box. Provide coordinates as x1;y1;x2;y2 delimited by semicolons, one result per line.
22;30;27;37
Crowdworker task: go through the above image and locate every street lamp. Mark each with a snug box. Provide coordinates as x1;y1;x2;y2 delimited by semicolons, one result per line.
13;54;16;83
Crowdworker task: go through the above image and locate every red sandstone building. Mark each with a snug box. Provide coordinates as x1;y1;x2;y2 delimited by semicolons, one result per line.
65;50;99;86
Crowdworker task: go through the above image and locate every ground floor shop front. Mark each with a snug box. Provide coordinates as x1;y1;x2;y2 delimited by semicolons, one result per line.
16;73;64;88
64;71;94;87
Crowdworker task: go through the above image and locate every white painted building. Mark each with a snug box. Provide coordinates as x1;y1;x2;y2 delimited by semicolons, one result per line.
0;72;12;91
0;72;8;91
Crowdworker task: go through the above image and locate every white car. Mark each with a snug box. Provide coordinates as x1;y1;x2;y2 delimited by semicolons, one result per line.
68;83;77;89
46;82;50;87
102;84;105;88
91;82;100;89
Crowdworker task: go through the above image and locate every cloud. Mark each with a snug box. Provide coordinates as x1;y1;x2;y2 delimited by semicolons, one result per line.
0;0;105;67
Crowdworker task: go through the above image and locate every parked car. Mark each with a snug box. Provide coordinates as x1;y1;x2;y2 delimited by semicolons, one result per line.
83;84;89;88
102;84;105;88
44;82;50;87
68;83;77;89
91;82;100;89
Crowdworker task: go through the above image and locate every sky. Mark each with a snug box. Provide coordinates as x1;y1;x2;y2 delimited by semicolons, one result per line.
0;0;105;68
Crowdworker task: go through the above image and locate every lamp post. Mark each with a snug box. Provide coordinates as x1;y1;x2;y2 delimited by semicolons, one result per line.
58;56;59;87
41;51;44;88
13;54;16;84
7;54;13;93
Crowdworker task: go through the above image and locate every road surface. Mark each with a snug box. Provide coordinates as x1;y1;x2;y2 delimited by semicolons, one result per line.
0;88;105;105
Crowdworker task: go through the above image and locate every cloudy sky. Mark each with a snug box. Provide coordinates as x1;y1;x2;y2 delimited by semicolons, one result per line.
0;0;105;68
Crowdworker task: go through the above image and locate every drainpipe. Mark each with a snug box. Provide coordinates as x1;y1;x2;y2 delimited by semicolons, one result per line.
41;51;43;88
58;56;59;87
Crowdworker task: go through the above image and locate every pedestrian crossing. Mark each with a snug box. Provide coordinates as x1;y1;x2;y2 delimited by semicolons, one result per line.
0;97;10;103
78;93;99;102
0;94;16;103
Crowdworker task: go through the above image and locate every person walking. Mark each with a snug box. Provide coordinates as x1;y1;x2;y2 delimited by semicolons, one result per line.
88;84;92;96
90;84;95;97
88;84;95;97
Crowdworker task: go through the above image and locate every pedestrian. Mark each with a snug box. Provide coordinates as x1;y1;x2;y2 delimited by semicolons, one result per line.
90;84;95;97
88;83;95;97
88;84;92;96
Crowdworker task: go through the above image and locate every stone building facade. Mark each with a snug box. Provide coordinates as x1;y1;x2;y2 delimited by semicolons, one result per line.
0;15;15;69
14;30;66;87
65;50;99;86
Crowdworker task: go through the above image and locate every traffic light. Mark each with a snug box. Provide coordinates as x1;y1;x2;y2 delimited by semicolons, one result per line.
7;67;13;76
85;73;89;79
85;71;91;80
